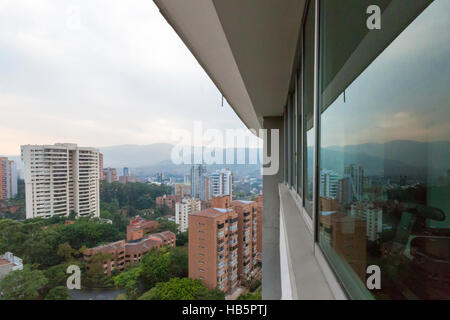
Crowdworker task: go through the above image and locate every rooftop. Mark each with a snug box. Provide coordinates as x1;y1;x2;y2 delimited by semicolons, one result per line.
191;208;233;218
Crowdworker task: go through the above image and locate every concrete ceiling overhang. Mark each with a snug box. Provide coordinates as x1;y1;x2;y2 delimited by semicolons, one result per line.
153;0;305;130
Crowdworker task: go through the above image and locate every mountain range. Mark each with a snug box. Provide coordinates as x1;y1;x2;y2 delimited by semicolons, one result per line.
3;140;448;180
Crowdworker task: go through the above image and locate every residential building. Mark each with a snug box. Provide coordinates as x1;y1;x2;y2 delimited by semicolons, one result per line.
190;164;206;199
119;175;128;184
0;158;17;200
103;167;118;183
209;169;233;200
231;200;258;282
84;225;176;276
21;143;100;219
0;158;10;200
175;197;201;232
344;165;364;202
126;218;159;242
174;183;190;198
155;194;181;212
188;206;239;293
200;174;210;201
123;167;129;177
255;194;263;258
320;169;340;199
99;153;104;181
0;252;23;282
154;0;450;299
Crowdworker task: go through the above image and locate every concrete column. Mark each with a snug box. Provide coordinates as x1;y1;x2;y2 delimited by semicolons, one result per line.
262;116;284;300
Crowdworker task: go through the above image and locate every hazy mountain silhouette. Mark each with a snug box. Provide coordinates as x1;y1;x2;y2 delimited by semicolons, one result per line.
326;140;449;175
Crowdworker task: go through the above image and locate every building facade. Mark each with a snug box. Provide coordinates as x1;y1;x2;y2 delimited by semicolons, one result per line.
188;206;239;293
84;224;176;276
230;200;258;282
190;164;206;199
209;169;233;200
103;167;118;183
154;0;449;300
21;143;100;219
0;158;17;200
175;197;201;232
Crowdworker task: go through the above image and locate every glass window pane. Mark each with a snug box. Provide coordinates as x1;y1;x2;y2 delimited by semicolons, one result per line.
303;0;315;216
284;107;288;183
290;95;296;188
297;72;303;195
319;0;450;299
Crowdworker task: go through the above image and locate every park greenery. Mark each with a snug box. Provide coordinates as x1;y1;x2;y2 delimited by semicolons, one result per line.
0;181;199;300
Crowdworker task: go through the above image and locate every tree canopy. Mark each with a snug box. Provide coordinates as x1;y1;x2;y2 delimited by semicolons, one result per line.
138;278;225;300
0;266;48;300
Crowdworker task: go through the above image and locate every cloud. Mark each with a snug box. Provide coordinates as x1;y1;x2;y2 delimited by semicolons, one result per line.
0;0;247;155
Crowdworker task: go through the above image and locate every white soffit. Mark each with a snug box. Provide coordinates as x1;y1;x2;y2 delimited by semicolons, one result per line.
154;0;304;129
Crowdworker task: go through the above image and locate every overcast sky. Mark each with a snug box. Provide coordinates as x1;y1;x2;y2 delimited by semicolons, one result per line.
0;0;249;155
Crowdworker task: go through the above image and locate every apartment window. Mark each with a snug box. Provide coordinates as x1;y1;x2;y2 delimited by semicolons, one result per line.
303;0;316;217
284;106;289;182
296;71;303;195
318;0;450;299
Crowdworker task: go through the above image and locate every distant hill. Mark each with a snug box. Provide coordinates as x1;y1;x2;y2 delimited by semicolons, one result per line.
4;140;447;180
326;140;449;175
100;143;174;168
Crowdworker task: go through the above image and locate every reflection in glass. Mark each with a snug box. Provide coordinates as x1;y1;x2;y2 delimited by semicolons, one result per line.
319;0;450;299
303;0;315;216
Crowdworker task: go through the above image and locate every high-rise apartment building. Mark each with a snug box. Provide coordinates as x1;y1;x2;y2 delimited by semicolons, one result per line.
189;195;259;293
99;153;104;181
320;169;340;199
0;158;17;200
188;205;239;293
231;200;258;281
209;169;233;200
344;165;364;202
175;197;201;232
200;174;210;201
0;158;10;200
21;143;100;219
190;164;206;199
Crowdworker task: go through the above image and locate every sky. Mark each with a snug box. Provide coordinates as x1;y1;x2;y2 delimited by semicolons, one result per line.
0;0;249;155
321;0;449;147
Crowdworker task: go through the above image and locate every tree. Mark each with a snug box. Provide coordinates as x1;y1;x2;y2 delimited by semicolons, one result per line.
0;266;48;300
83;252;112;289
138;278;225;300
168;247;188;278
45;286;70;300
238;290;262;300
156;220;178;234
140;248;171;290
57;242;75;262
176;230;188;247
44;263;70;290
114;266;142;299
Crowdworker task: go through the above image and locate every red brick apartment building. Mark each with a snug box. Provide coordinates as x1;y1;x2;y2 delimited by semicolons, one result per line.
84;219;175;276
231;200;259;282
156;194;181;212
255;194;263;261
126;218;158;242
188;207;239;292
189;195;261;293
